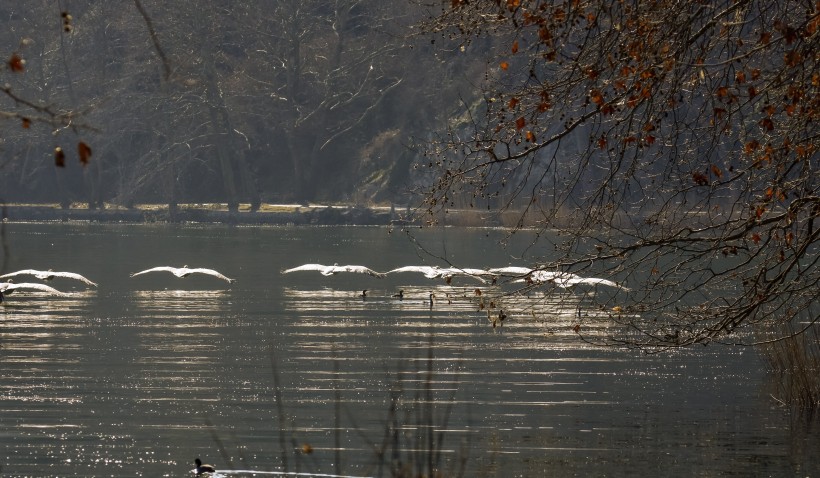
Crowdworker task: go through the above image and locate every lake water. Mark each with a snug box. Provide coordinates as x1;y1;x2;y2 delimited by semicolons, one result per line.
0;223;816;477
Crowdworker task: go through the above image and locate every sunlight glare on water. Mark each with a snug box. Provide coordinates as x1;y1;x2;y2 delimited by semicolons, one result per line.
0;223;816;476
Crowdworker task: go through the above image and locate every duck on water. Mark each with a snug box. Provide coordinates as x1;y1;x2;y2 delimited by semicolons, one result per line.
193;458;216;475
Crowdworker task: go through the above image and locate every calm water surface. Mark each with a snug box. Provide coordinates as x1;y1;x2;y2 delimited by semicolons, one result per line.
0;223;816;477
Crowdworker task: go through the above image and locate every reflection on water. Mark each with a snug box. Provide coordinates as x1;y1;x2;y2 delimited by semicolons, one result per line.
0;223;816;477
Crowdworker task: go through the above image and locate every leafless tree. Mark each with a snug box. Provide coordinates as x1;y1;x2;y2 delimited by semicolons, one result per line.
417;0;819;350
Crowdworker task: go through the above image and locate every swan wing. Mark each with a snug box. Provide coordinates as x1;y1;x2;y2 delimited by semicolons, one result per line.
282;264;330;274
566;277;627;289
438;267;488;282
188;268;235;283
488;266;533;276
320;265;342;276
512;270;561;283
339;265;385;278
460;268;492;276
51;271;98;286
2;282;69;296
0;269;43;279
386;265;433;274
130;266;178;277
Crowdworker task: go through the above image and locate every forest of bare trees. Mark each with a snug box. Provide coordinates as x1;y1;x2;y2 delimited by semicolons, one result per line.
418;0;818;369
0;1;480;209
2;2;818;361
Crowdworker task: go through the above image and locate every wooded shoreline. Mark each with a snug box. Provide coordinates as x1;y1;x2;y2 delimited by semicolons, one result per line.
0;203;417;226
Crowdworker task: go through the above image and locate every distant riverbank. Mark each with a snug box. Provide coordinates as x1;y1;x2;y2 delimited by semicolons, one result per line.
0;203;416;226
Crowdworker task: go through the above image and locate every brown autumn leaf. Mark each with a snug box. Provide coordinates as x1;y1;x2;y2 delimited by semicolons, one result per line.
735;71;746;84
78;141;92;166
751;232;761;244
499;61;509;70
744;140;760;155
784;104;796;116
784;50;802;68
589;88;604;106
525;130;536;142
515;116;526;130
538;26;552;43
55;147;66;167
710;164;723;179
21;117;31;129
692;171;709;186
751;68;761;80
8;53;25;72
511;40;519;54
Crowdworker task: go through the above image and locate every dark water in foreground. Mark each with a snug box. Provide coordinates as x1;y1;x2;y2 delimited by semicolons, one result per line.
0;223;816;477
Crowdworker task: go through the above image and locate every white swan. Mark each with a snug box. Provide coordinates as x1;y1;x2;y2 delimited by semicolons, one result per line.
387;265;490;284
487;266;534;276
518;270;628;290
335;265;386;278
0;269;97;287
282;263;337;276
522;270;578;283
438;267;491;282
0;280;69;302
130;265;235;283
282;263;385;278
551;276;628;290
386;265;445;279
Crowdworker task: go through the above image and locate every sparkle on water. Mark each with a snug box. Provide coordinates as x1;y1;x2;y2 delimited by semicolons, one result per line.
0;223;816;477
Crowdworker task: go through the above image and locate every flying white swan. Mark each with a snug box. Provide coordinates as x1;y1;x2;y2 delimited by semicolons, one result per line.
130;266;235;283
522;270;579;284
387;265;489;283
282;263;385;278
0;269;97;287
439;267;492;282
386;265;445;279
551;276;629;290
0;280;69;302
518;270;628;290
335;264;386;277
487;266;534;276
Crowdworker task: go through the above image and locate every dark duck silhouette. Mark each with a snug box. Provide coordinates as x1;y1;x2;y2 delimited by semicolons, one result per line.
194;458;216;475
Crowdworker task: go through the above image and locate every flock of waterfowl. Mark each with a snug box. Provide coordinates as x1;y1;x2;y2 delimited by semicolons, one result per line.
0;266;234;303
282;263;628;289
0;262;626;304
